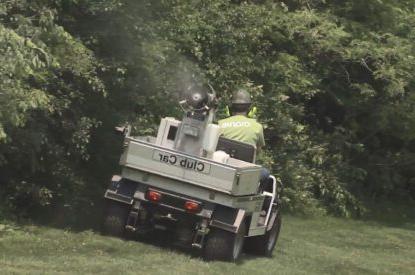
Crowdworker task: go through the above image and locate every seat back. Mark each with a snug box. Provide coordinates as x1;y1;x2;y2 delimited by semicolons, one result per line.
215;136;256;163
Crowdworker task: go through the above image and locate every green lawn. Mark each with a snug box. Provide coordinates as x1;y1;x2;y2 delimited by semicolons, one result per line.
0;215;414;274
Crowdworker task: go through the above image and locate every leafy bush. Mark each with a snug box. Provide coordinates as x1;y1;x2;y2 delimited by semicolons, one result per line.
1;0;415;222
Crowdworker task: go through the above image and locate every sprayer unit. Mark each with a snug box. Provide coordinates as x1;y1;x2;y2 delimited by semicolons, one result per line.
156;88;220;158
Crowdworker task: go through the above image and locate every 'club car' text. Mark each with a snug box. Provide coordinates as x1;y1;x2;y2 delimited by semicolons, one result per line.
153;151;210;174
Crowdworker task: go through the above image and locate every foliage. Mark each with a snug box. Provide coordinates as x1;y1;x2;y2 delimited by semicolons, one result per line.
0;0;105;218
1;0;415;221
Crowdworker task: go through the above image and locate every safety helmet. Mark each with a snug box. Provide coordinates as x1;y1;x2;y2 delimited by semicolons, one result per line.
231;88;251;114
231;88;252;105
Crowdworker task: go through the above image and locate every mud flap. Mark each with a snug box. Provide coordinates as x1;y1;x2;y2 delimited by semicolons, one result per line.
210;206;246;233
104;175;136;205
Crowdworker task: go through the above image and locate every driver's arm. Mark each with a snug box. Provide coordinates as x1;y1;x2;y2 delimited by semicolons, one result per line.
257;125;265;153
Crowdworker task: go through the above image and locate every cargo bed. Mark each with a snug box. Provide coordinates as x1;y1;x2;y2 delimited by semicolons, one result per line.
120;137;262;196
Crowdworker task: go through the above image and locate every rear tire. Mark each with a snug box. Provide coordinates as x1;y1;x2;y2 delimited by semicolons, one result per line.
245;212;281;257
203;221;246;262
103;201;130;238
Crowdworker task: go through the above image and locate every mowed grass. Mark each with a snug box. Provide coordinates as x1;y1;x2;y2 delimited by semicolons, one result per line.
0;215;414;275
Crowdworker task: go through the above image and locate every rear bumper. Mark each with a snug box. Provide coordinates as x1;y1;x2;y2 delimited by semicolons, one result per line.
104;175;248;233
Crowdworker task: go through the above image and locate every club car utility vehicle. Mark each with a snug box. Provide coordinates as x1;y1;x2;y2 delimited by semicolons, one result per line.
103;87;282;261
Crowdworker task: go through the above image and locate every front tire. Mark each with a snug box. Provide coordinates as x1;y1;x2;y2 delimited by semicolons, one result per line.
203;221;246;262
103;201;130;237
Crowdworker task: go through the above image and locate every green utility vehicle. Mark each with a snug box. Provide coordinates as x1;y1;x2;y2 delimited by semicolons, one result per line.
103;88;282;261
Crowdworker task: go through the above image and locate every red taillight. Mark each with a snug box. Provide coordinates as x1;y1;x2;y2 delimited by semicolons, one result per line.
184;201;201;213
146;190;162;202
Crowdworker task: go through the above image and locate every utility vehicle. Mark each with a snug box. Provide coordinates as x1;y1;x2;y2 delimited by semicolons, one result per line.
103;87;282;261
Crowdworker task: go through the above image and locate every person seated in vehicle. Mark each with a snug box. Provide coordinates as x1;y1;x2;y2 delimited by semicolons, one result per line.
218;88;265;151
218;88;270;188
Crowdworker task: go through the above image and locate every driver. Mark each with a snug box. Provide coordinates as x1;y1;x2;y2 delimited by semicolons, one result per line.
218;88;270;183
218;88;265;150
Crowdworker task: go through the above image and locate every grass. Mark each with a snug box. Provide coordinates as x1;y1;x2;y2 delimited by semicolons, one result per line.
0;215;414;275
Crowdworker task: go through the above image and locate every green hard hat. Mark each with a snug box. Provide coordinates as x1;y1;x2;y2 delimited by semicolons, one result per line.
231;88;252;105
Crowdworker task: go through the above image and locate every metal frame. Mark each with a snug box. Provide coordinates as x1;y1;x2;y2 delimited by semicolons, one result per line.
263;175;277;227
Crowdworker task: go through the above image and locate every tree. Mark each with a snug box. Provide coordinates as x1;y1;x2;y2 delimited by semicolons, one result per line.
2;0;415;221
